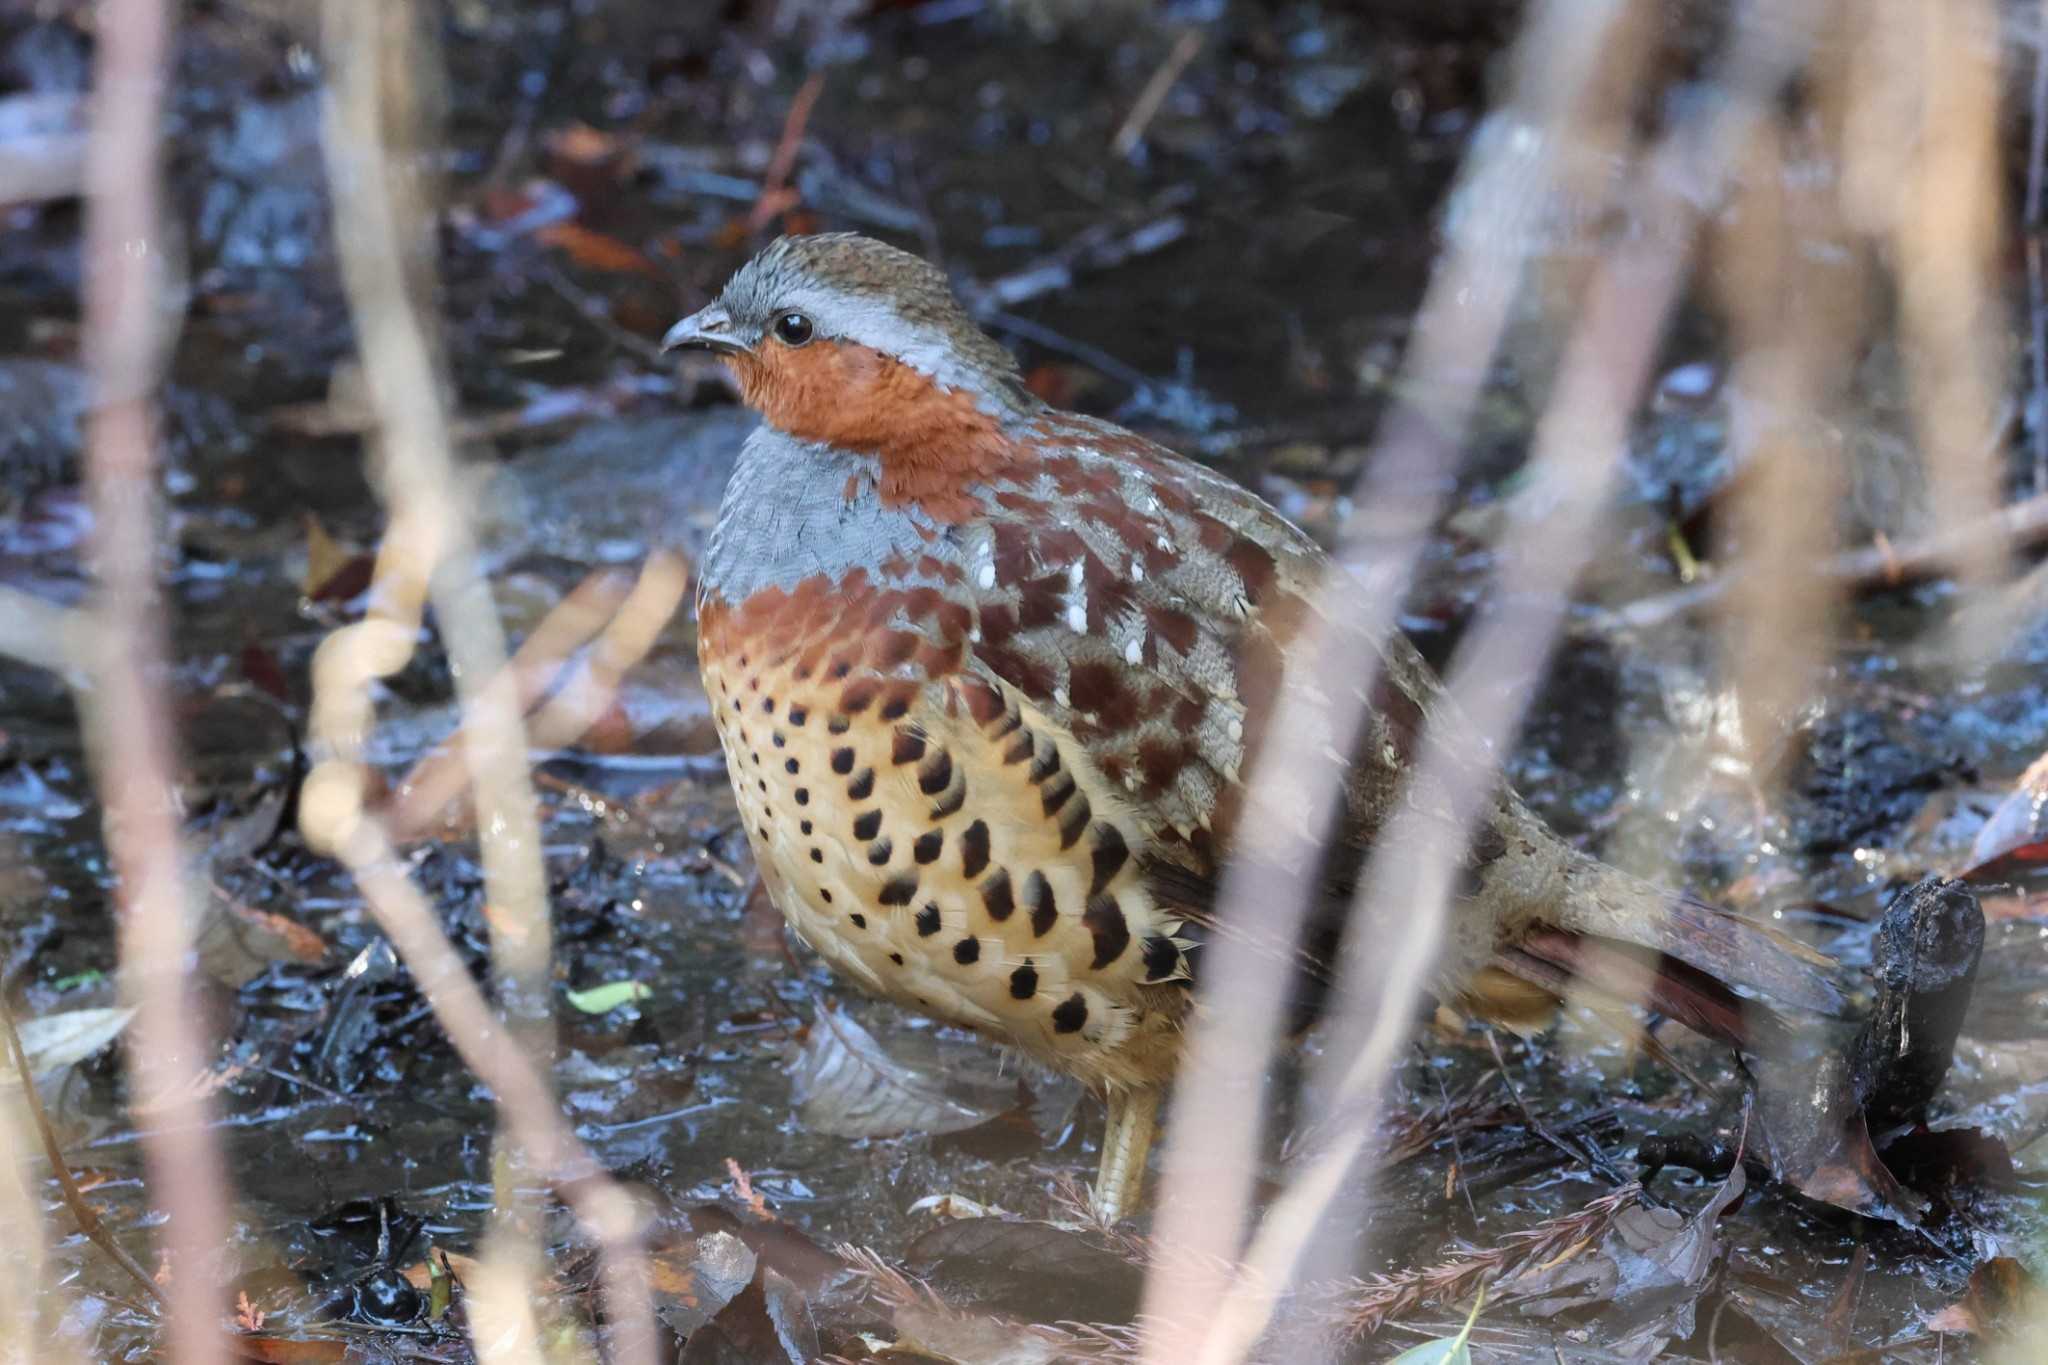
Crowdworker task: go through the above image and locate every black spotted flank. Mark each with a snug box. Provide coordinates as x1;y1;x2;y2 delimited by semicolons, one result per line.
810;848;823;863
913;830;943;864
1088;824;1129;896
917;749;953;796
1024;872;1056;937
915;903;941;936
890;951;904;965
960;820;990;879
867;838;893;866
980;868;1014;921
847;768;875;801
1083;895;1130;970
1051;992;1088;1034
794;787;810;806
880;694;910;721
784;757;799;775
827;715;851;734
831;746;855;774
849;913;867;929
787;705;808;726
1040;771;1077;817
852;809;882;841
1028;738;1061;784
1056;792;1091;850
930;777;967;820
1009;962;1038;999
891;729;926;765
879;874;918;906
1142;935;1180;981
953;937;981;965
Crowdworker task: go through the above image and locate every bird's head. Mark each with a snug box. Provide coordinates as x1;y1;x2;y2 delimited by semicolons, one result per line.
665;236;1039;515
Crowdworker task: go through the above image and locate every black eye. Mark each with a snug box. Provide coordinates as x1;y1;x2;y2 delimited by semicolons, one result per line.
773;312;814;346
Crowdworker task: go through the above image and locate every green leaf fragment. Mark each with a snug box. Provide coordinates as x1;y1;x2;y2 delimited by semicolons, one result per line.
564;980;650;1014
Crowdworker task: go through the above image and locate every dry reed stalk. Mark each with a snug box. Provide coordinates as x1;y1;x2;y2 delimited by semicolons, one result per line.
74;0;232;1357
1137;4;1643;1353
1707;113;1856;778
1149;6;1823;1360
1847;0;2011;653
305;1;655;1359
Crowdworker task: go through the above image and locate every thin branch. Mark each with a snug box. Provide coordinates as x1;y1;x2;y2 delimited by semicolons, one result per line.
1112;30;1203;158
1589;478;2048;635
0;997;165;1309
78;0;232;1356
749;71;824;233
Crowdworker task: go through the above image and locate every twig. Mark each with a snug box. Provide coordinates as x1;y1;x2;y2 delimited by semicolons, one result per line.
534;262;670;366
970;203;1191;311
749;72;824;233
1485;1030;1625;1187
78;0;233;1356
1590;479;2048;634
1111;31;1203;158
0;997;166;1308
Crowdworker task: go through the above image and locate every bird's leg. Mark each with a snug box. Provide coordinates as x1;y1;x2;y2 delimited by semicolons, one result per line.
1092;1087;1161;1223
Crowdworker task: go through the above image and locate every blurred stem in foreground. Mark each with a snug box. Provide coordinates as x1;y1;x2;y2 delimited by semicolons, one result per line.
308;0;655;1359
78;0;231;1358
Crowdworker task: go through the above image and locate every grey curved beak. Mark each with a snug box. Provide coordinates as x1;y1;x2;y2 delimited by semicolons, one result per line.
661;303;749;355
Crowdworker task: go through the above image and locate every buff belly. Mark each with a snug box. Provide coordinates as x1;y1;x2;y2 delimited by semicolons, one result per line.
699;623;1192;1092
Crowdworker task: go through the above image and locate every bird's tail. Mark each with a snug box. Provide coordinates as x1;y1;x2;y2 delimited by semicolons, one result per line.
1548;851;1845;1017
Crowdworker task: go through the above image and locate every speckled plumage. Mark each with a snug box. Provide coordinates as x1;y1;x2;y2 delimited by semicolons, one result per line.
676;234;1845;1217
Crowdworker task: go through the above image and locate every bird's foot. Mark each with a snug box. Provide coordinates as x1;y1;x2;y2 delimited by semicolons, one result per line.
1090;1087;1161;1224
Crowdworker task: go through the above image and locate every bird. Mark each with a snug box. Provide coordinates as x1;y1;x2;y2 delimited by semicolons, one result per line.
663;233;1843;1221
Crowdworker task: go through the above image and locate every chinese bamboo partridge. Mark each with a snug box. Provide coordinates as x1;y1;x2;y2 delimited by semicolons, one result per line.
666;234;1842;1220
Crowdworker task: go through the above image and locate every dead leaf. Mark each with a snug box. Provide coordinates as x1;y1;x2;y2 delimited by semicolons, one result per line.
535;222;661;276
1966;748;2048;872
790;1004;1011;1140
544;121;626;168
0;1007;135;1085
1507;1165;1744;1355
195;883;328;988
1926;1257;2036;1336
300;514;374;602
903;1218;1144;1327
652;1230;757;1340
678;1264;818;1364
401;1246;483;1290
